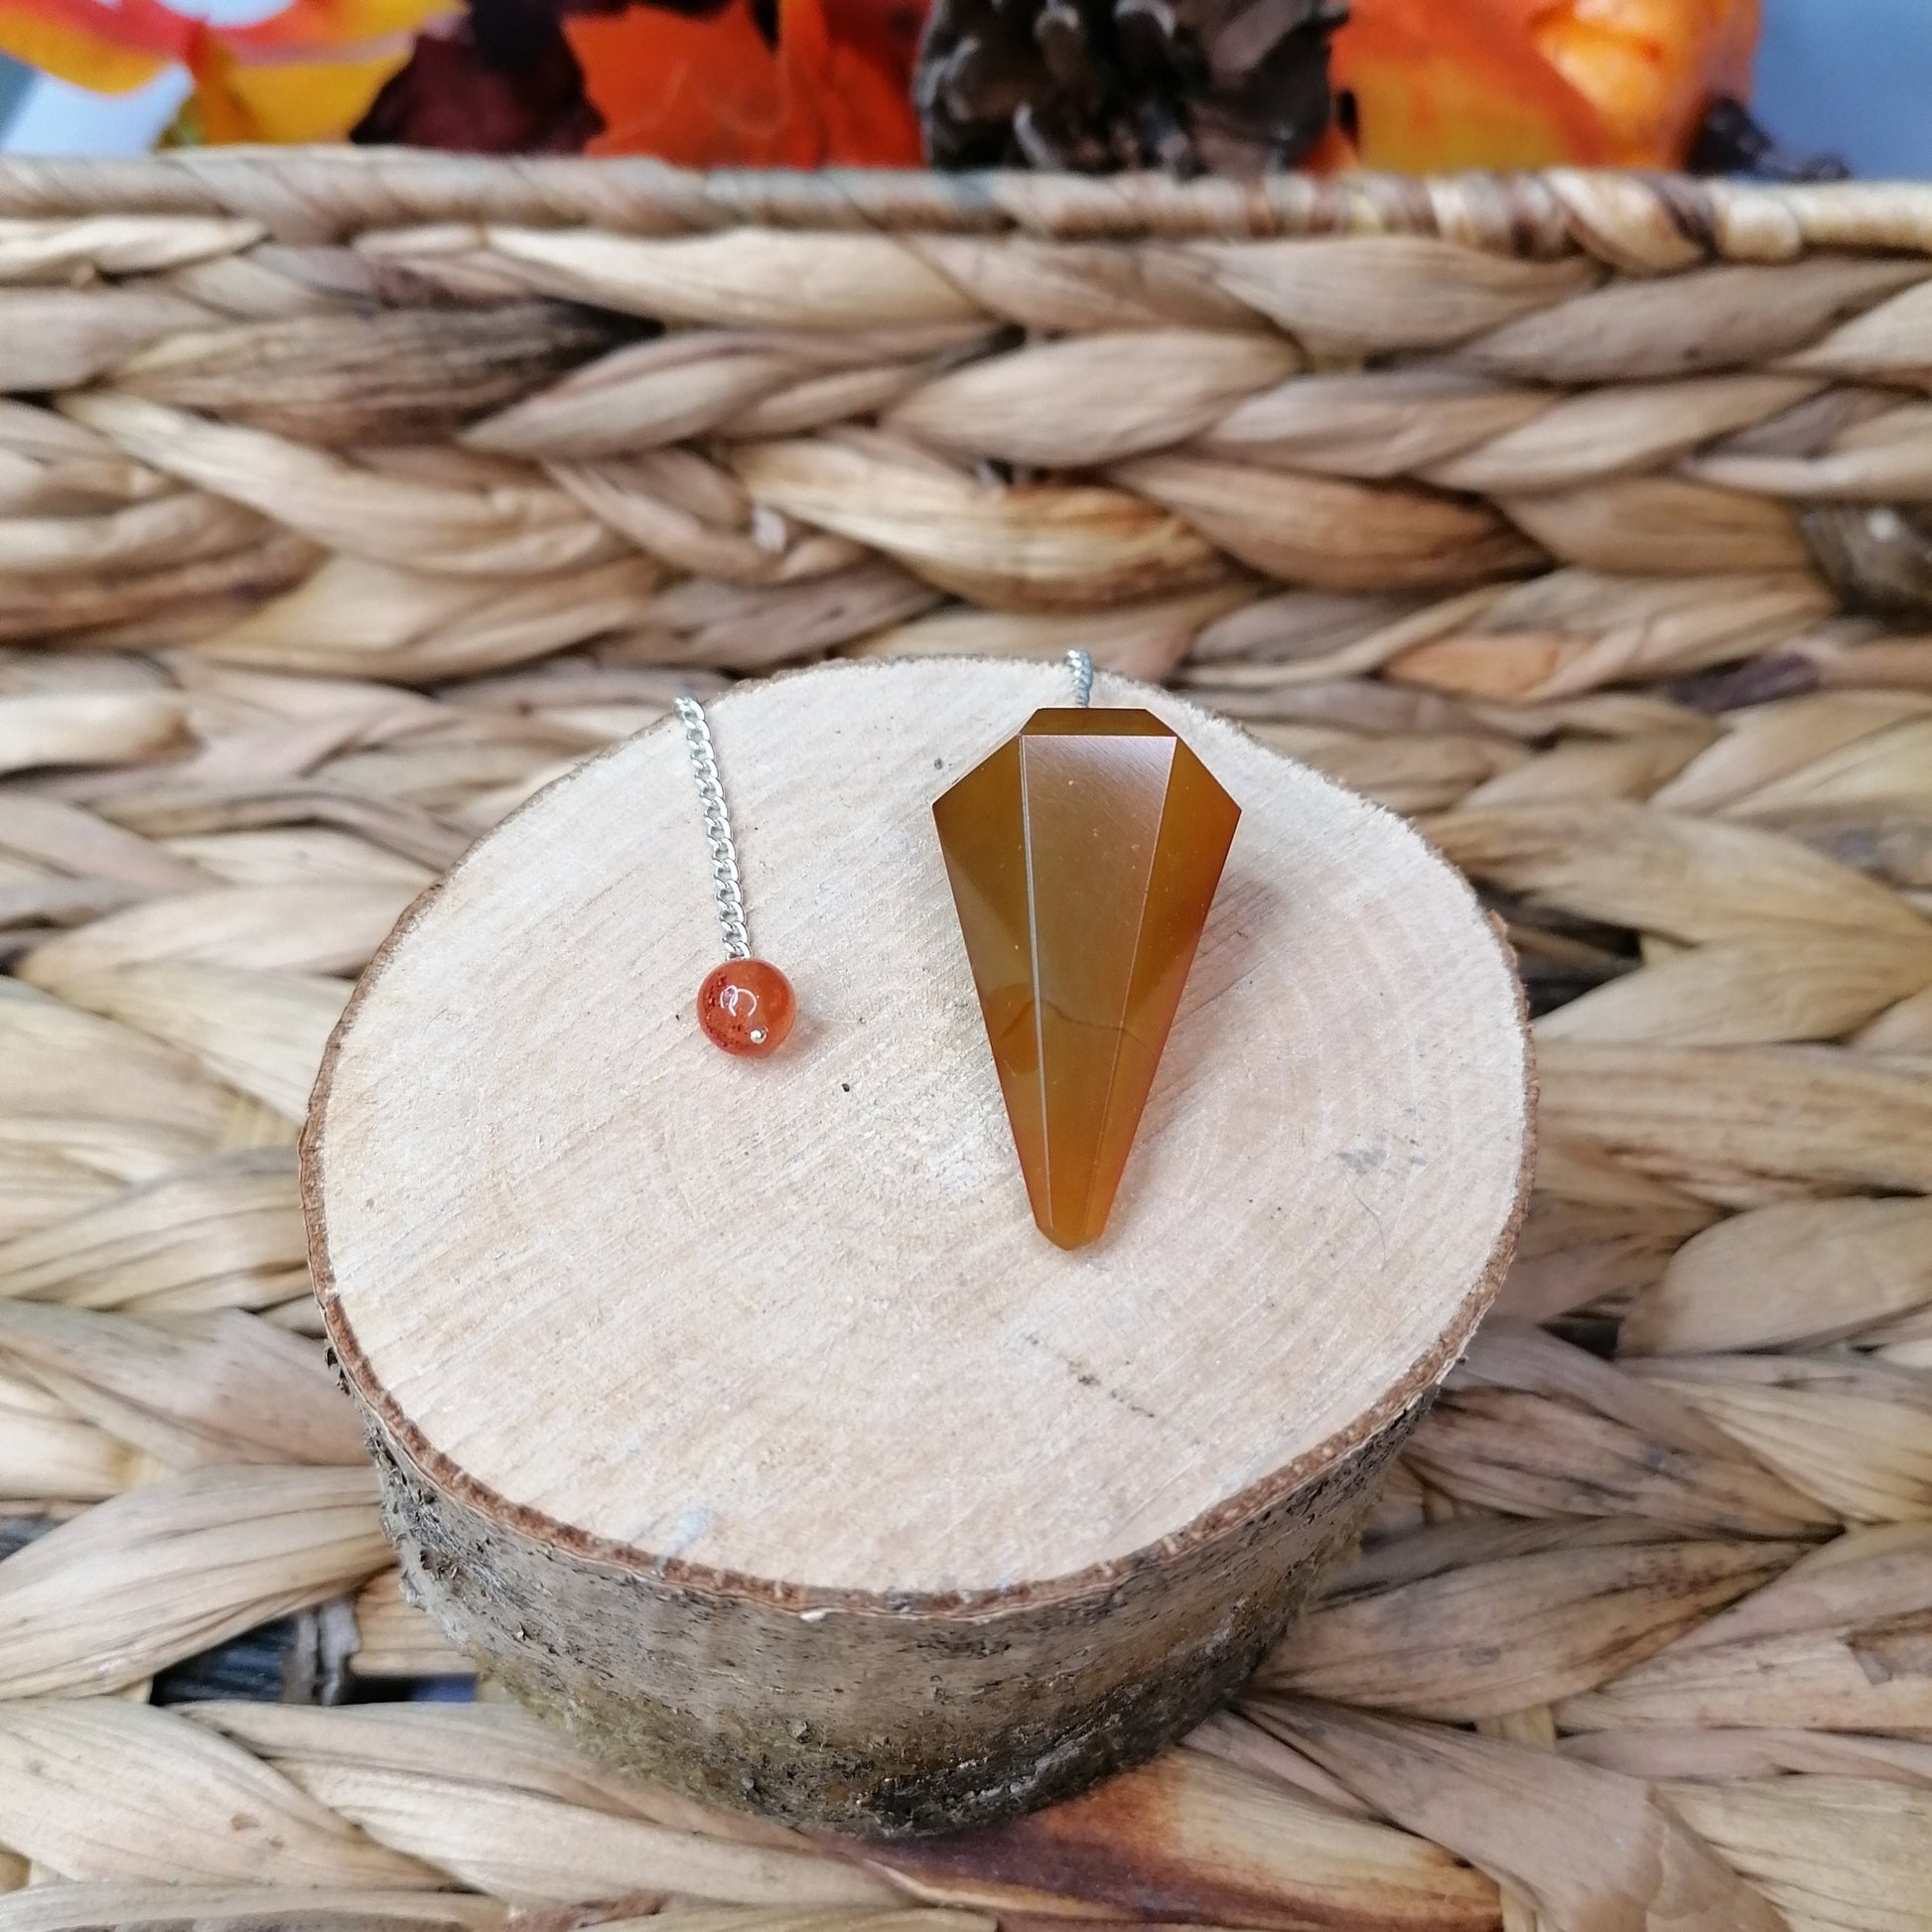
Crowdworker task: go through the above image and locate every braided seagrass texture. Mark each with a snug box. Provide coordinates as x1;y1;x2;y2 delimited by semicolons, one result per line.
2;156;1932;1931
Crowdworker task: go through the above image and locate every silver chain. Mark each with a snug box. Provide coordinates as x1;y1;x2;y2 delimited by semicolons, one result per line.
678;660;1088;957
1065;648;1093;707
674;695;751;960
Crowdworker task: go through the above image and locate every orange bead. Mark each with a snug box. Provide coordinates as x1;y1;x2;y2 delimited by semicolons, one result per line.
698;959;796;1056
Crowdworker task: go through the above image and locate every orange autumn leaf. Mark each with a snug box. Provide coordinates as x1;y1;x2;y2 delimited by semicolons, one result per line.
0;0;187;93
568;0;923;168
1327;0;1612;171
0;0;452;136
793;0;921;163
573;0;810;166
179;0;454;144
173;21;437;144
1505;0;1760;165
1325;0;1761;172
206;54;435;140
173;26;256;142
222;0;459;56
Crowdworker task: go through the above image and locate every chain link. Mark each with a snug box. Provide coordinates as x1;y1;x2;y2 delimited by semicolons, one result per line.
674;695;751;960
1065;648;1093;707
679;660;1088;956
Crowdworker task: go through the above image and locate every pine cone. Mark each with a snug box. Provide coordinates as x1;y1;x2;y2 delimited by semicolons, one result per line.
916;0;1344;176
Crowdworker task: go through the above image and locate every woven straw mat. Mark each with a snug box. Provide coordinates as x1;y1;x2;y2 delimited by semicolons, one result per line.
0;155;1931;1932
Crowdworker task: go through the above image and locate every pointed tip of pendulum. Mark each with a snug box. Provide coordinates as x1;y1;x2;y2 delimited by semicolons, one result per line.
1039;1217;1097;1254
698;958;796;1057
933;707;1240;1250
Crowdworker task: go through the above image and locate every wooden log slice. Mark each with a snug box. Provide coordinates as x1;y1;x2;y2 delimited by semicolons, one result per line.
304;657;1532;1837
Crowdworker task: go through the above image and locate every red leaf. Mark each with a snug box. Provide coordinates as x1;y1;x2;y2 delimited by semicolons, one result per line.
819;0;923;95
566;0;923;167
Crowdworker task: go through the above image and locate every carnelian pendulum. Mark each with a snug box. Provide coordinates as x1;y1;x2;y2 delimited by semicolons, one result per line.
674;694;797;1058
934;655;1240;1249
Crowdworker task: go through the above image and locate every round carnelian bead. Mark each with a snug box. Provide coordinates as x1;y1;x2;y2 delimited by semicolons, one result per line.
697;959;796;1057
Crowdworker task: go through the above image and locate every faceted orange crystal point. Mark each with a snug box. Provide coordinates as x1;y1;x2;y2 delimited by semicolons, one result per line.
933;707;1240;1250
698;958;795;1057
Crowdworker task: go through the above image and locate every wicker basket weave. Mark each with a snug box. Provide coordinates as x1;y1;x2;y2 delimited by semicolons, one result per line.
2;152;1932;1931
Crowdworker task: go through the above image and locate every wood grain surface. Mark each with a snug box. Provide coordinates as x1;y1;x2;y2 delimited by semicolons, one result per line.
306;654;1531;1830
